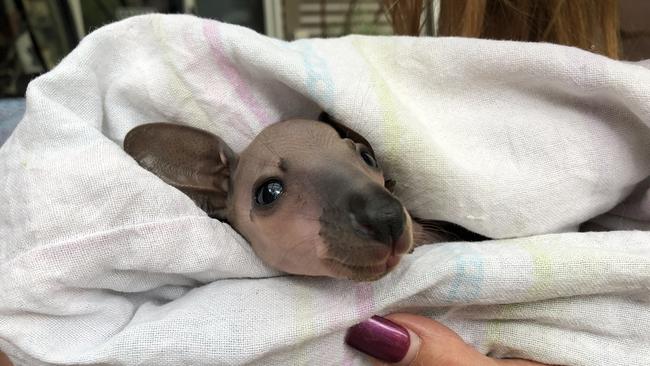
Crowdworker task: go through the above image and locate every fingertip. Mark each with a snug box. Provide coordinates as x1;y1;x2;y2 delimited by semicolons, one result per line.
346;313;497;366
345;315;414;363
345;316;421;366
361;314;546;366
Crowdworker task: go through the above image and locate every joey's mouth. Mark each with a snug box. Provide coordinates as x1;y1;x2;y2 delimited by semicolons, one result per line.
323;255;401;281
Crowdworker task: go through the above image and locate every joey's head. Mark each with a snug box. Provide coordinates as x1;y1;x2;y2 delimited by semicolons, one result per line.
124;114;416;281
228;117;416;281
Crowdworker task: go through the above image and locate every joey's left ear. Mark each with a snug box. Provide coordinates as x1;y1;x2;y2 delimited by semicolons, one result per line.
318;112;375;156
124;122;237;219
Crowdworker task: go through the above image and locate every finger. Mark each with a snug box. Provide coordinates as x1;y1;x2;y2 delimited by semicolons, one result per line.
382;313;493;366
346;314;548;366
385;313;549;366
345;314;487;366
345;315;419;364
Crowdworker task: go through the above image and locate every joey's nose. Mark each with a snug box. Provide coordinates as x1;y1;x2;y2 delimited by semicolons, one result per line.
348;190;405;246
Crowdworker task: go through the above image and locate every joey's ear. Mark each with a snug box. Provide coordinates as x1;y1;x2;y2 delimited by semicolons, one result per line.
124;122;238;219
318;112;375;155
384;179;396;193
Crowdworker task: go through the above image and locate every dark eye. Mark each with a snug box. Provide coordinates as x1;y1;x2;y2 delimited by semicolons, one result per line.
255;179;284;206
360;150;378;168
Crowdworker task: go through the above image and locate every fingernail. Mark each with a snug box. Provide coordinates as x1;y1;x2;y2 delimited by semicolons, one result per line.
345;315;410;363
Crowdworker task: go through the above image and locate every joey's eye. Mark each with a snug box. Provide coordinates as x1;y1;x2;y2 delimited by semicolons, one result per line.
255;179;284;206
360;150;378;168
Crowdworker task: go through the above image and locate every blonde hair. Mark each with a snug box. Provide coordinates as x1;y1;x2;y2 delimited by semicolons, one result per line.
384;0;621;59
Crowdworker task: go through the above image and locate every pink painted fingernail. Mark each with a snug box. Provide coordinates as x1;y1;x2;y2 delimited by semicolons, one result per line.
345;315;410;363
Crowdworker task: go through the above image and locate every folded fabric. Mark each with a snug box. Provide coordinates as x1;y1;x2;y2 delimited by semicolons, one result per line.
1;14;649;365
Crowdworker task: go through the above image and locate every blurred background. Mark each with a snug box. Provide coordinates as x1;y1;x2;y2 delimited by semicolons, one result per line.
0;0;649;143
1;0;398;98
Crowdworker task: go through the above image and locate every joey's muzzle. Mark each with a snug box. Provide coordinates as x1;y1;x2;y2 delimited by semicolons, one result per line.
347;187;406;247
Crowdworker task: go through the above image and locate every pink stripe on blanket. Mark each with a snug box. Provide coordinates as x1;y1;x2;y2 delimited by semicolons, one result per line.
202;21;270;127
342;282;375;365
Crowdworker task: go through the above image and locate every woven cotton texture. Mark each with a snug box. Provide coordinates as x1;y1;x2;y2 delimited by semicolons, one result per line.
1;14;650;366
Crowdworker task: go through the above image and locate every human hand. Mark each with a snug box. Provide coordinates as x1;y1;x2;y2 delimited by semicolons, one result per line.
345;313;550;366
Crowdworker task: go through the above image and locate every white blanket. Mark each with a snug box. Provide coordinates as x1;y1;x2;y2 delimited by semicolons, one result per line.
1;14;650;366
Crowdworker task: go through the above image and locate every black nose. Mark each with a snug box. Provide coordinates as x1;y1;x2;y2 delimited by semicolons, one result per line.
348;188;405;246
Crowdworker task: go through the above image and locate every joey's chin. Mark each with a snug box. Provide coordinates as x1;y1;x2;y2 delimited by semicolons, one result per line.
321;232;414;281
323;254;402;282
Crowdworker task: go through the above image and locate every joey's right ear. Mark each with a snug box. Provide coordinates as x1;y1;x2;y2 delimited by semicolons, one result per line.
124;122;238;219
318;112;375;156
